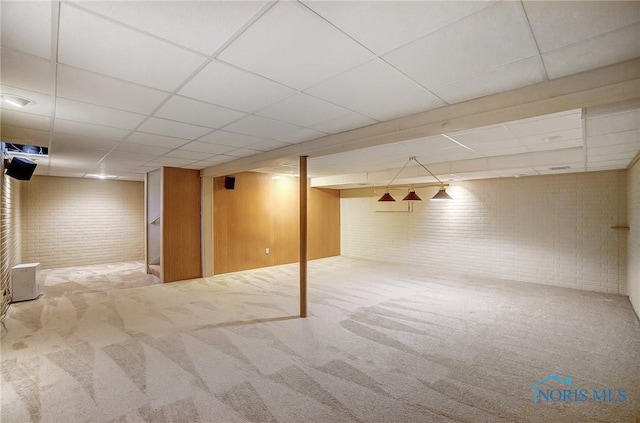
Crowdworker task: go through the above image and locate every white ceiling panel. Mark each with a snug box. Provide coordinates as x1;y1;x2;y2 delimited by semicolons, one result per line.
586;109;640;136
246;139;291;152
52;132;120;150
303;0;494;55
432;57;546;104
54;119;130;141
155;96;245;129
223;115;325;144
147;156;198;167
58;4;207;91
0;1;51;59
124;132;189;149
383;1;539;90
163;149;213;161
543;23;640;79
1;125;50;146
587;130;639;148
57;65;168;114
55;98;147;130
518;128;583;147
0;86;51;117
179;61;296;113
0;48;52;95
114;143;171;156
257;93;357;128
199;130;271;148
447;125;515;145
137;117;212;140
74;1;268;55
506;110;582;137
0;109;50;131
218;1;373;90
401;135;459;151
305;59;443;119
227;148;262;158
526;138;584;153
524;1;640;53
179;141;236;155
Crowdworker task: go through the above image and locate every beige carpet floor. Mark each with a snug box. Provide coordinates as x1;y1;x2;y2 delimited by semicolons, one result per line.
1;257;639;423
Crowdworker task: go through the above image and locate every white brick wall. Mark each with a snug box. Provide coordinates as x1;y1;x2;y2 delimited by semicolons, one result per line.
628;159;640;315
341;170;628;294
21;176;144;268
1;163;22;314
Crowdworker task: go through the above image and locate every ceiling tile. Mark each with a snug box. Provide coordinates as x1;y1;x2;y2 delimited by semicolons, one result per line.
246;139;290;152
447;125;515;145
148;156;198;167
114;143;171;156
164;149;212;161
55;98;147;130
586;109;640;137
223;115;325;144
75;1;268;55
0;109;50;131
1;125;50;146
179;141;235;155
57;65;168;114
155;96;245;129
432;57;546;104
124;132;190;149
54;119;130;141
1;48;52;95
587;129;639;148
179;60;296;113
0;1;51;59
58;4;207;91
137;117;212;140
257;93;357;128
506;109;582;137
524;1;640;53
526;138;583;153
383;1;539;89
518;128;583;147
218;1;373;90
52;132;120;150
227;148;262;158
303;0;494;55
401;135;459;150
305;59;443;119
543;23;640;79
199;130;270;148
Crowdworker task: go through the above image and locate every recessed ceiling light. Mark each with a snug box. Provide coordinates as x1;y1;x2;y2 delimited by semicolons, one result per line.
514;174;526;178
85;173;117;179
1;94;35;108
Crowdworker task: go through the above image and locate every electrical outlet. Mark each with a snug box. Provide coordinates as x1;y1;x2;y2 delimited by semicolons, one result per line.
265;247;270;254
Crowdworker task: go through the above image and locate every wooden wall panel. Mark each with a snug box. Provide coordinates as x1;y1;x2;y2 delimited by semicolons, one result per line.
272;176;299;265
214;172;273;274
309;187;341;259
162;167;201;282
213;171;340;274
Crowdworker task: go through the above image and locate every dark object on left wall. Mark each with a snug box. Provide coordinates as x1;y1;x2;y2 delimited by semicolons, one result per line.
224;175;236;190
5;157;37;181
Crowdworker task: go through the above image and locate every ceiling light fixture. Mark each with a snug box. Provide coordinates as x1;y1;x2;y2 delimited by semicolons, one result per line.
377;156;452;202
1;94;35;108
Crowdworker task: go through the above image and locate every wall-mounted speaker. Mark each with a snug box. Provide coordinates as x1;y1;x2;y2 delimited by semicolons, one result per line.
224;175;236;190
5;157;37;181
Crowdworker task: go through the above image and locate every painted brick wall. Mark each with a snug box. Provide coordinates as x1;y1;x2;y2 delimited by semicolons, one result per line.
341;170;628;294
21;176;144;268
0;164;22;315
628;159;640;316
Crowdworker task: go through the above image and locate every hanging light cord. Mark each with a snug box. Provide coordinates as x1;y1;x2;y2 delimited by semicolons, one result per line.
384;157;413;191
411;156;445;187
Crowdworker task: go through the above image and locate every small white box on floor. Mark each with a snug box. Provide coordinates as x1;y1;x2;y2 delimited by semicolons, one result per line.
11;263;42;302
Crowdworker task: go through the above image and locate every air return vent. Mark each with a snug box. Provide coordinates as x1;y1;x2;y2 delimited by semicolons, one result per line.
549;165;571;170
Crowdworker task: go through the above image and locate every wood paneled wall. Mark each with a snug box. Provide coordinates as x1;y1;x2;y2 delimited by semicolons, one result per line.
213;172;339;274
162;167;202;282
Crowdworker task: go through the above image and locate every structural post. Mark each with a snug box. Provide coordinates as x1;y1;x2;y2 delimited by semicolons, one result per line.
299;155;308;317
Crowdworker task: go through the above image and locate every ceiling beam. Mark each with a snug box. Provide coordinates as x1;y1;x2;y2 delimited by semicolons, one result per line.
201;58;640;178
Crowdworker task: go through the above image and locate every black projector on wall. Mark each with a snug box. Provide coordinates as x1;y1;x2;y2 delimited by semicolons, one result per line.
5;157;37;181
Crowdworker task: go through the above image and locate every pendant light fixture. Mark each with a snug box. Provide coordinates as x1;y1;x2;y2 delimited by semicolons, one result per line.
377;156;452;201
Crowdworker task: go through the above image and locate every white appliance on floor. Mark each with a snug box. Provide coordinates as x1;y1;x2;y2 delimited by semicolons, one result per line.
11;263;42;302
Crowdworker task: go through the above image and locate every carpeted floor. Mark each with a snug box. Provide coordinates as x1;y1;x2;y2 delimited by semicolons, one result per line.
1;257;639;422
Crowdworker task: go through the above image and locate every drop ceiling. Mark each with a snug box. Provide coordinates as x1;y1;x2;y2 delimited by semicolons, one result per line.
1;1;639;185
